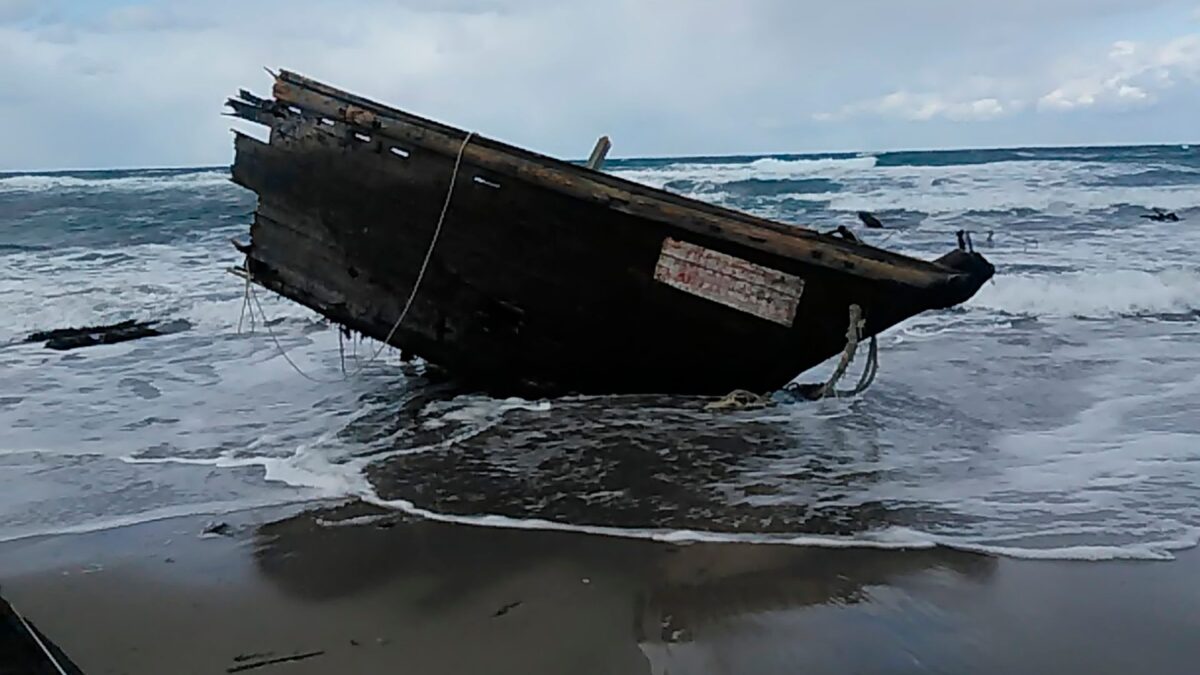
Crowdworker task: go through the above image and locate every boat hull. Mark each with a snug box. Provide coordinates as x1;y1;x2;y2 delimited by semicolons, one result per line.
229;72;993;396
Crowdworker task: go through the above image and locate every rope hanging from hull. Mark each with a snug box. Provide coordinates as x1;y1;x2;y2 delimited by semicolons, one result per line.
705;304;879;411
239;132;476;383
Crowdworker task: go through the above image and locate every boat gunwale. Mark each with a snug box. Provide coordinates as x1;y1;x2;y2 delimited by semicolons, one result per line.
237;69;968;287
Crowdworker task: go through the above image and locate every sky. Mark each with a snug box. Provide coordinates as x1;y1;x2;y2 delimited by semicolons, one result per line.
1;0;1199;171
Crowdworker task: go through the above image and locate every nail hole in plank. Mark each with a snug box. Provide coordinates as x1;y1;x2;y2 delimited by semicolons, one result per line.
473;176;501;189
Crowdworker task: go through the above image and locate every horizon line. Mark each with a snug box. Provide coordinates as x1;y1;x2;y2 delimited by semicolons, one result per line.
1;140;1194;176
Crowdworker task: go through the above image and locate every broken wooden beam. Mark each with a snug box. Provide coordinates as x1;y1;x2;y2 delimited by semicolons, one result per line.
586;136;611;170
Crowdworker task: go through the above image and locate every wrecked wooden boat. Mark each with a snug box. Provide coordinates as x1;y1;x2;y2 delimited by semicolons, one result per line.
227;70;994;396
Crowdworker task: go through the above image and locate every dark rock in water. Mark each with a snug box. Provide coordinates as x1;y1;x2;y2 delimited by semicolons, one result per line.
26;318;191;351
856;211;885;229
27;319;140;344
1;592;85;674
1140;208;1182;222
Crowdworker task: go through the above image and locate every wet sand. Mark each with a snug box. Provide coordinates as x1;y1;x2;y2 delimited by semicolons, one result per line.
2;502;1199;674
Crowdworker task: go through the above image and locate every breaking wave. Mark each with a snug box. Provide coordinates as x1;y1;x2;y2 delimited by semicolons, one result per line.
813;183;1199;215
968;269;1200;318
619;154;1200;215
0;169;230;194
614;156;877;189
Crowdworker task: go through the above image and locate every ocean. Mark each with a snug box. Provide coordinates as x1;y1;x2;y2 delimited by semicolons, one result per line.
2;145;1198;561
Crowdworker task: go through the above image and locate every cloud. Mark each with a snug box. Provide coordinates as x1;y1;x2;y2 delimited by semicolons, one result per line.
0;0;1197;170
817;32;1200;123
0;0;34;23
819;92;1014;122
1038;35;1200;111
97;5;218;32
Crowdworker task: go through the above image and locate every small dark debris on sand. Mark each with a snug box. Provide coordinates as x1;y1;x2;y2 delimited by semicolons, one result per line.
492;601;523;618
226;650;324;673
26;319;190;351
232;651;275;663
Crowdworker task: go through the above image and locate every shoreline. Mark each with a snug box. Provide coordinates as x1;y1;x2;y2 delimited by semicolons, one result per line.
3;502;1200;674
8;494;1194;563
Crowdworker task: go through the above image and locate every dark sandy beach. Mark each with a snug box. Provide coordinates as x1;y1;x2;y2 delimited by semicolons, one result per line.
2;502;1198;674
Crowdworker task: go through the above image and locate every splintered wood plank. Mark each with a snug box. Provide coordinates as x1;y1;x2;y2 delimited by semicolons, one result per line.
654;238;805;326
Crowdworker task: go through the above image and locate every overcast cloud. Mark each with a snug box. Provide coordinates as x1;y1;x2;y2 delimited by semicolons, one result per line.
1;0;1198;170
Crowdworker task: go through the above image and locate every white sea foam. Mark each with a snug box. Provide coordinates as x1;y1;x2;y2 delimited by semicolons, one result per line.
614;156;877;189
14;445;1198;560
968;268;1200;318
105;382;1200;563
315;513;395;528
620;156;1200;214
0;170;230;194
814;182;1198;215
0;240;311;343
0;497;319;545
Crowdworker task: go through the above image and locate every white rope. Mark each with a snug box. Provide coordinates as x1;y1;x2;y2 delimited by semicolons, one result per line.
14;608;70;675
241;131;475;383
346;130;475;376
236;257;255;334
248;280;339;384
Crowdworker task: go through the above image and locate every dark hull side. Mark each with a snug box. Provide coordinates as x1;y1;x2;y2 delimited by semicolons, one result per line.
229;71;993;396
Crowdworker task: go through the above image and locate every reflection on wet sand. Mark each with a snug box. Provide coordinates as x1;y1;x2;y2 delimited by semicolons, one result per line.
254;503;994;673
636;542;994;643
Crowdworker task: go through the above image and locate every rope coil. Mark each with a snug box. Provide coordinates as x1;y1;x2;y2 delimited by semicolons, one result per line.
706;303;879;411
811;304;878;399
